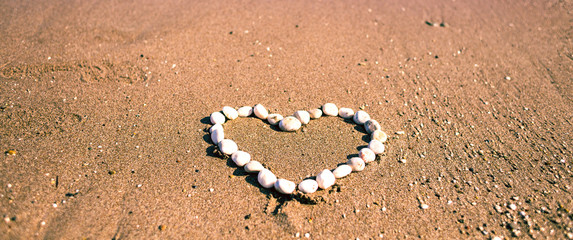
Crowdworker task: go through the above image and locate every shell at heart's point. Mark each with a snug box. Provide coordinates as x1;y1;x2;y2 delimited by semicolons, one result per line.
298;179;319;194
253;104;269;120
322;103;338;116
274;179;296;194
316;169;335;189
206;103;390;196
258;169;277;188
267;113;284;125
279;116;302;132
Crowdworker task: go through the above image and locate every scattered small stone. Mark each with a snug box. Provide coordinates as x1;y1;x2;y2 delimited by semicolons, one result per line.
5;150;16;156
396;131;405;135
158;225;166;231
420;204;429;210
108;170;116;175
508;203;517;210
209;188;214;192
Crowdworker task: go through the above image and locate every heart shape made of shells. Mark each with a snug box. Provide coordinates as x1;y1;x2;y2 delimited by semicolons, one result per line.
208;103;388;195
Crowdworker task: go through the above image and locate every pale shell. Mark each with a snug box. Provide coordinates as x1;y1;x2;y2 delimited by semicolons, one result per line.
218;139;238;155
347;157;365;172
298;179;319;194
338;108;355;119
237;106;253;117
267;113;284;125
353;110;371;125
322;103;338;116
222;106;239;120
371;130;388;143
332;164;352;178
294;110;310;125
316;169;335;189
210;112;226;125
209;123;223;133
359;147;376;163
231;151;251;167
244;161;264;173
253;104;269;120
274;179;296;194
210;128;224;144
258;169;277;188
368;140;385;154
364;119;381;133
308;109;323;119
279;116;302;132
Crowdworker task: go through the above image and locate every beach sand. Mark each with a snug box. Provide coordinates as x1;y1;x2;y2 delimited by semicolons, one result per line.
1;0;572;239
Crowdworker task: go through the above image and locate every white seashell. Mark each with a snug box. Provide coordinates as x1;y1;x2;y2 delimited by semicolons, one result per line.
347;157;365;172
231;151;251;167
210;128;224;144
364;119;381;133
298;179;319;194
368;140;385;154
332;165;352;178
274;179;296;194
316;169;335;189
244;161;264;173
308;109;323;119
279;116;302;132
253;104;269;120
267;113;284;125
218;139;238;155
210;112;226;125
322;103;338;116
258;169;277;188
222;106;239;120
338;108;355;119
359;148;376;163
294;110;310;125
237;106;253;117
209;123;223;133
371;130;388;143
353;110;371;125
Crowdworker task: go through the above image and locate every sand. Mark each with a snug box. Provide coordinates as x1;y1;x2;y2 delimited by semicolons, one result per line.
1;0;572;239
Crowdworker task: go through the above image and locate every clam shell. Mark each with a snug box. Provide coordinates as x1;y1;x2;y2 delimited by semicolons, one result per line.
279;116;302;132
347;157;365;172
209;123;223;134
210;128;224;144
322;103;338;116
210;112;226;125
244;161;264;173
231;151;251;167
218;139;238;155
294;110;310;125
364;119;381;133
267;113;284;125
316;169;335;189
237;106;253;117
253;104;269;120
353;110;371;125
371;130;388;143
274;179;296;194
222;106;239;120
258;169;277;188
298;179;319;194
308;109;323;119
368;140;385;154
359;147;376;163
338;108;355;119
332;165;352;178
